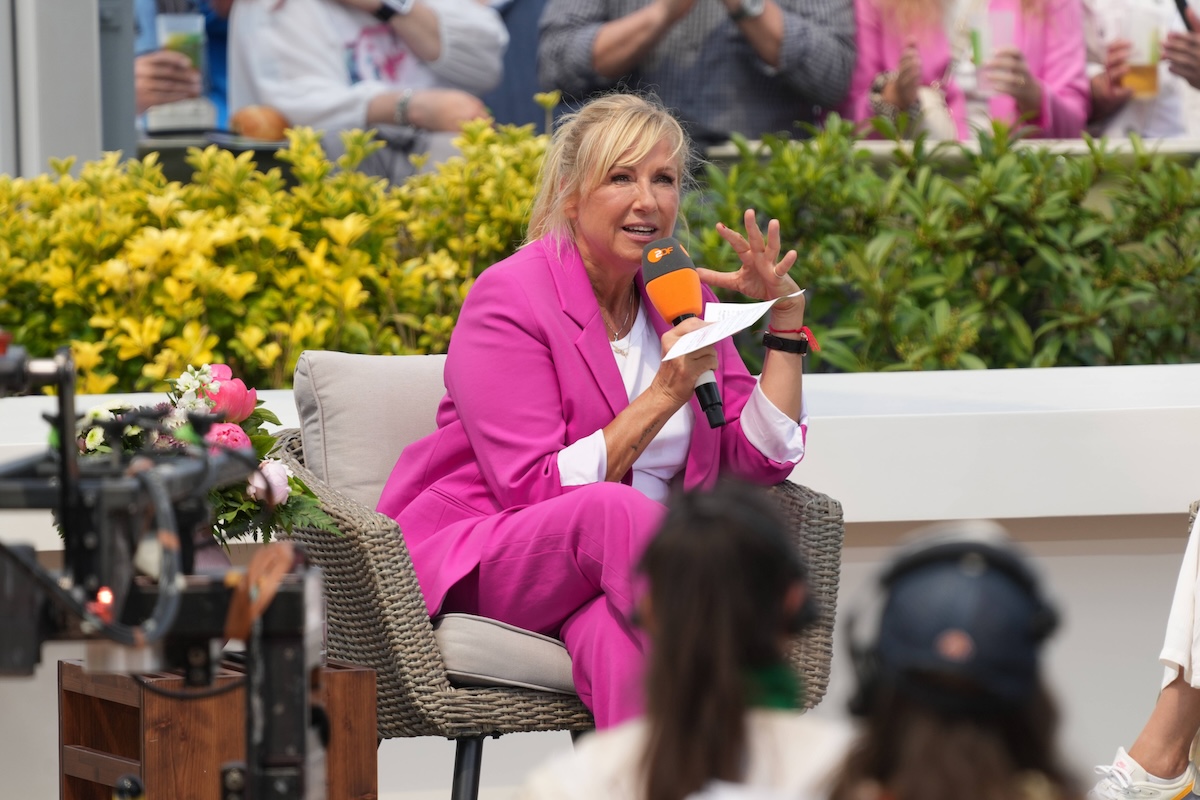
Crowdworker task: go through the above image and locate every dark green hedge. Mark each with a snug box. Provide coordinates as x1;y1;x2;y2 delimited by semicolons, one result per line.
681;117;1200;372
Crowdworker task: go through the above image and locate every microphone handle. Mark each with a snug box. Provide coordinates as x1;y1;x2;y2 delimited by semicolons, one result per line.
671;314;726;428
694;371;725;428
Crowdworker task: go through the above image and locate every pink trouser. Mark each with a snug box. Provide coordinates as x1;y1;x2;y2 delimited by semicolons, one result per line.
440;482;666;728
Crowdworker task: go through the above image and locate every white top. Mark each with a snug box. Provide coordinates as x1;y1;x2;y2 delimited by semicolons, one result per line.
516;709;856;800
557;305;810;505
1083;0;1189;137
227;0;508;131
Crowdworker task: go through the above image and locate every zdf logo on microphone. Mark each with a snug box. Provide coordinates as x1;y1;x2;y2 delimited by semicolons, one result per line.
647;246;674;263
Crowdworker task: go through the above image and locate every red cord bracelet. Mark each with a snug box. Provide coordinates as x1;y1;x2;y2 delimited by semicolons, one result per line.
767;325;820;351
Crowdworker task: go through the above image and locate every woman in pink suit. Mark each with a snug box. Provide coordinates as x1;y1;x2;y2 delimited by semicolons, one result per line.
843;0;1090;139
376;93;813;728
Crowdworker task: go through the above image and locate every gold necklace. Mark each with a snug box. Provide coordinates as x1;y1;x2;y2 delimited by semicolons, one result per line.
603;288;637;358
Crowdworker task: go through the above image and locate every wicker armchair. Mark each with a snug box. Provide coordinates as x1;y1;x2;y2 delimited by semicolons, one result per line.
273;350;845;800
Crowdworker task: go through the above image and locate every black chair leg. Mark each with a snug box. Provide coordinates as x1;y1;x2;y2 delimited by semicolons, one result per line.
451;736;485;800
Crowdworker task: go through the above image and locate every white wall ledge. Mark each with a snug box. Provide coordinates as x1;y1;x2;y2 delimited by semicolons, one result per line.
797;364;1200;523
2;365;1198;543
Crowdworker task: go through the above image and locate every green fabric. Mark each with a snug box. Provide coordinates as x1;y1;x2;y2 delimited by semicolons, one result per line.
746;662;804;710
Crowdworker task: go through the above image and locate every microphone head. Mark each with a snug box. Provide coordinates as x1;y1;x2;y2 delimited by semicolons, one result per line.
642;237;703;323
641;237;696;282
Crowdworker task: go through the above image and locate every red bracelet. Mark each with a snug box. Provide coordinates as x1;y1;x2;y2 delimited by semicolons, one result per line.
767;324;820;351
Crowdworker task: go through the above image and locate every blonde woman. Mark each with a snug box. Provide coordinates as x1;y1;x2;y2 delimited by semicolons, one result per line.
843;0;1090;138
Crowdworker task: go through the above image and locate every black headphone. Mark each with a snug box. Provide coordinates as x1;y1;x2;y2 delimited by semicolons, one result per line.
846;521;1059;717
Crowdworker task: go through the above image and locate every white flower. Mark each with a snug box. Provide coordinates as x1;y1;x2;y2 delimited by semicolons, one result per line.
247;458;292;506
84;427;107;451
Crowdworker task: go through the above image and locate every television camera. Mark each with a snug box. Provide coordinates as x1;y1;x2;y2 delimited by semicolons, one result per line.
0;333;327;800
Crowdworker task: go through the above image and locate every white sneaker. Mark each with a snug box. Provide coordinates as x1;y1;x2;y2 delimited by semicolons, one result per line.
1091;747;1197;800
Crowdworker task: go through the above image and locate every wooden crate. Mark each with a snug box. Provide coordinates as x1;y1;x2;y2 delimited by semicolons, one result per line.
59;658;377;800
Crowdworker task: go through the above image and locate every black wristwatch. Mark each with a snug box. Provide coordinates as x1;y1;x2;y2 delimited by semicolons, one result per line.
763;332;808;355
730;0;767;20
374;0;415;23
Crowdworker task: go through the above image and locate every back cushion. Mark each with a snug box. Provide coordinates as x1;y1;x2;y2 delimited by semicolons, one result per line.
293;351;448;509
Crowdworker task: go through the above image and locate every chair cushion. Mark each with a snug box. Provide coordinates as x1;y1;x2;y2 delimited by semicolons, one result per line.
433;613;577;695
293;351;448;509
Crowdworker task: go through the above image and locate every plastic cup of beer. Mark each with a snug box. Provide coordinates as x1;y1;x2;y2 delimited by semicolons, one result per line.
156;13;207;78
970;9;1016;95
1123;12;1163;98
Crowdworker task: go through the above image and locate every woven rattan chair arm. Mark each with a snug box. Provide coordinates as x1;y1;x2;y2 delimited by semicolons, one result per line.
769;480;845;710
271;429;460;726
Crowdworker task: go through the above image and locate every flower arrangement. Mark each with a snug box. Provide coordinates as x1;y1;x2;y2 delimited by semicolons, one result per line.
78;363;338;546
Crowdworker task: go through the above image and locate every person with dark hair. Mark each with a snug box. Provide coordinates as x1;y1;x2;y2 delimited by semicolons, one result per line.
829;520;1082;800
517;479;853;800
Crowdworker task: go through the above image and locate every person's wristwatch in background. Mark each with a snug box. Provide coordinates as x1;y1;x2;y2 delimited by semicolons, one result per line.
730;0;766;20
374;0;416;23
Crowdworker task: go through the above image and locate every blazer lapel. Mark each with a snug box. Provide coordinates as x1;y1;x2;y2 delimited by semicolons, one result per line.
547;240;630;419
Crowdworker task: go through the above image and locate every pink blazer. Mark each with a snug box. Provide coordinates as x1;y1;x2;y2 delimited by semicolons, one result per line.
377;237;797;613
843;0;1090;138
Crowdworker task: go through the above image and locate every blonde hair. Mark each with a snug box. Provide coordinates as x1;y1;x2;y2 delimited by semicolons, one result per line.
879;0;1043;39
526;93;693;245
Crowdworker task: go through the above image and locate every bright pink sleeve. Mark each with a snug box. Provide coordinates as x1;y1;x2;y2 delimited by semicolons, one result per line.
1033;0;1090;137
843;0;889;125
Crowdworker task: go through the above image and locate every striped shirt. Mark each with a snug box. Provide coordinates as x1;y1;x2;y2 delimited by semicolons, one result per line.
537;0;856;143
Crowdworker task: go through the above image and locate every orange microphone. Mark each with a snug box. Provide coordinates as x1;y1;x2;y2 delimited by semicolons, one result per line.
641;237;725;428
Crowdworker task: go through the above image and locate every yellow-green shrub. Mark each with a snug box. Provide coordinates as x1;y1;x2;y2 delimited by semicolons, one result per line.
0;121;546;393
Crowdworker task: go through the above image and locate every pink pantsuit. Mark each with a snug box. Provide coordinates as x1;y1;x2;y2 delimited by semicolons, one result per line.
843;0;1090;138
377;237;798;727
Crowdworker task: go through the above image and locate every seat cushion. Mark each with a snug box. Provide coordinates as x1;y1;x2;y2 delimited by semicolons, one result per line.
292;351;448;509
433;613;577;695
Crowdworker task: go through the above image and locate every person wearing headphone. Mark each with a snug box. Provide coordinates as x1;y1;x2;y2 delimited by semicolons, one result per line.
829;520;1083;800
517;479;854;800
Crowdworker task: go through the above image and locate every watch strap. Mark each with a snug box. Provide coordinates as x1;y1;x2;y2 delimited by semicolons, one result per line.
730;0;765;20
763;332;809;355
374;0;415;23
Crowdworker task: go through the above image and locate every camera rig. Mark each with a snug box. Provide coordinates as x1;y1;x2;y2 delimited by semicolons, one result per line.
0;336;327;800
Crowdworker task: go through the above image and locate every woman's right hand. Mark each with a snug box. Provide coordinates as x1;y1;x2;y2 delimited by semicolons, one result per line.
407;89;491;131
652;317;718;409
886;41;922;111
1090;39;1133;122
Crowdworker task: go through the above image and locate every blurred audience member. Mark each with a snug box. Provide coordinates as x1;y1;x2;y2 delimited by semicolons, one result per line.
1089;510;1200;800
518;480;854;800
134;0;232;125
829;520;1082;800
227;0;508;182
1085;0;1200;136
483;0;550;130
844;0;1090;139
537;0;856;145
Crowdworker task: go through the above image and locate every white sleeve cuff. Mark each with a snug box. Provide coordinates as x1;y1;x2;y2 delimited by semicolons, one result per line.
741;380;808;464
557;429;607;487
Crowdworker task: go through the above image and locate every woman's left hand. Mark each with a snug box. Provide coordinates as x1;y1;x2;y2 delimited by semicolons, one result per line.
986;48;1043;116
699;209;802;313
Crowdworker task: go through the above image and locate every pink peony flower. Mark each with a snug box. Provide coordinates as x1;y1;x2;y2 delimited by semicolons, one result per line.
205;422;252;454
247;458;291;506
201;364;257;423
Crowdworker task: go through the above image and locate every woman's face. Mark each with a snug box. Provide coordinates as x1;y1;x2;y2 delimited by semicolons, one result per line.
568;139;681;278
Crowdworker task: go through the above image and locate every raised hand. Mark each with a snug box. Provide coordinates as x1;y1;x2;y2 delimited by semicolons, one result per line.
986;48;1043;116
1090;39;1133;122
134;50;202;114
891;41;922;111
1165;13;1200;90
700;209;803;317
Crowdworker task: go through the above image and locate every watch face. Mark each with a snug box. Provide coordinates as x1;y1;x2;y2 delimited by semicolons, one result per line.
741;0;766;14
